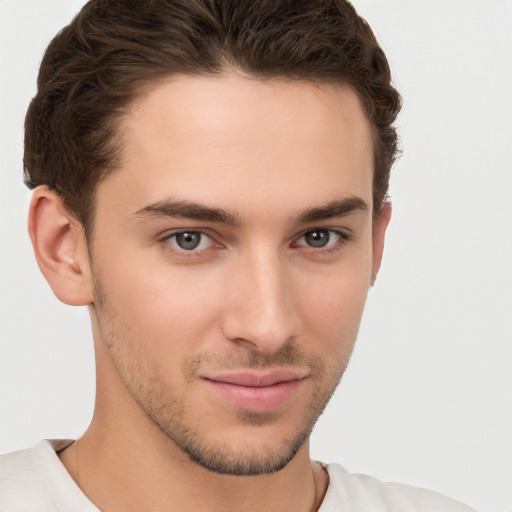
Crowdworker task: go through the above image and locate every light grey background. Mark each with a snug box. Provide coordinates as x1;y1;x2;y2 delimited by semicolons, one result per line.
1;1;511;510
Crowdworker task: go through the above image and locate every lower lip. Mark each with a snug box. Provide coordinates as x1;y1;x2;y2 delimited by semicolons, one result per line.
203;379;303;412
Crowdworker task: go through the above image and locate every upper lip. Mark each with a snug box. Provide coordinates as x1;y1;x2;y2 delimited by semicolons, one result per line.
202;369;309;387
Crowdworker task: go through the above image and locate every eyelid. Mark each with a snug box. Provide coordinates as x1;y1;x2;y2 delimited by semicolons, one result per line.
159;228;222;255
292;228;353;252
159;227;216;241
294;227;352;242
156;226;352;258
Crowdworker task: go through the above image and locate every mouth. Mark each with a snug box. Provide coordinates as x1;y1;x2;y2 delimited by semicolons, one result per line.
201;369;308;412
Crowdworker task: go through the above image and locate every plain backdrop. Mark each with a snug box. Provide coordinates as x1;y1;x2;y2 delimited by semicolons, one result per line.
1;1;511;511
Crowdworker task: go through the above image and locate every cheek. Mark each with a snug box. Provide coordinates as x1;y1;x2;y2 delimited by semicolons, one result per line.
296;261;371;358
301;279;368;334
96;253;227;350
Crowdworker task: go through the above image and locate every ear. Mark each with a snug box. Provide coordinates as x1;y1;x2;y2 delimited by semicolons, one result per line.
371;201;392;285
28;186;93;306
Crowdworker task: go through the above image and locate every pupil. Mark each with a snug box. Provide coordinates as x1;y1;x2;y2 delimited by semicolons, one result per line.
305;230;329;248
176;232;201;250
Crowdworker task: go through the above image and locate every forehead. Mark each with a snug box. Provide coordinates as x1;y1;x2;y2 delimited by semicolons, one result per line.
98;74;374;220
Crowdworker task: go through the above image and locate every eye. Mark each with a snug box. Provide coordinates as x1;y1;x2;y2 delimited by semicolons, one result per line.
295;229;344;249
166;231;214;251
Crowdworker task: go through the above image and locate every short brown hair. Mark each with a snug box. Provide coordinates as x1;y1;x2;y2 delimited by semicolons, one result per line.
24;0;401;235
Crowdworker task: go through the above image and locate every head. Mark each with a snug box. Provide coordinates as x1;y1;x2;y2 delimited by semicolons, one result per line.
26;0;400;476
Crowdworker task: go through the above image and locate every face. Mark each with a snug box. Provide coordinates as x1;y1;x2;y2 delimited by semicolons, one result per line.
88;74;387;475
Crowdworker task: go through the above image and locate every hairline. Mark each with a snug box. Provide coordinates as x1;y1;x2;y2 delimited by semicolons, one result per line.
77;69;382;246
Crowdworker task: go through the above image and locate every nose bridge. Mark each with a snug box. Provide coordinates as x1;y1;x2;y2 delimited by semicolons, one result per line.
222;243;296;353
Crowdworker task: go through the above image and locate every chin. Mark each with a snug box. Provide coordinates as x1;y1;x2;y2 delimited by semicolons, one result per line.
179;429;311;476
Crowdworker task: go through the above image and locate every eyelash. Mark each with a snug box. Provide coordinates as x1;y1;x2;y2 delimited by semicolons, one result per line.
292;229;352;255
159;229;219;259
158;228;352;258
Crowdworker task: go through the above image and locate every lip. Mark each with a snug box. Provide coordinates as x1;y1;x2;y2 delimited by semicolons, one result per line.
201;369;308;412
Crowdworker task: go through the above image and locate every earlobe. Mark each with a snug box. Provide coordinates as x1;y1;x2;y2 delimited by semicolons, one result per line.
371;202;392;286
28;186;93;306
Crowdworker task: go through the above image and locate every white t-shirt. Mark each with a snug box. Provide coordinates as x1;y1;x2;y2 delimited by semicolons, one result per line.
0;440;476;511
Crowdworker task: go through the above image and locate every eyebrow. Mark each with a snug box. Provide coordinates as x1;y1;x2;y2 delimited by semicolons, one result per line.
134;200;240;226
133;195;368;225
297;196;368;223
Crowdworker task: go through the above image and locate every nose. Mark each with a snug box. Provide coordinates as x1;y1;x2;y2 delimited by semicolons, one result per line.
221;248;298;354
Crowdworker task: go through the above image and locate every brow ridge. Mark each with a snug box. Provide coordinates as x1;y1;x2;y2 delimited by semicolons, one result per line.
297;197;368;223
134;200;240;225
134;196;368;226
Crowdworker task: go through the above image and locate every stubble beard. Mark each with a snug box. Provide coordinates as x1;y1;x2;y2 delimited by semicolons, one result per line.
143;361;343;476
93;279;350;477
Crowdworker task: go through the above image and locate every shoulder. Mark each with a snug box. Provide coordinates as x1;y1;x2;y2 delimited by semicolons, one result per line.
0;441;52;509
0;440;96;512
319;463;477;512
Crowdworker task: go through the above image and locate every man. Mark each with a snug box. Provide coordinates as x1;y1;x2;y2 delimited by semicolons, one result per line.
0;0;477;510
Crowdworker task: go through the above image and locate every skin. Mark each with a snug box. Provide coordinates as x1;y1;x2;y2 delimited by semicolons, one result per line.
29;73;391;512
